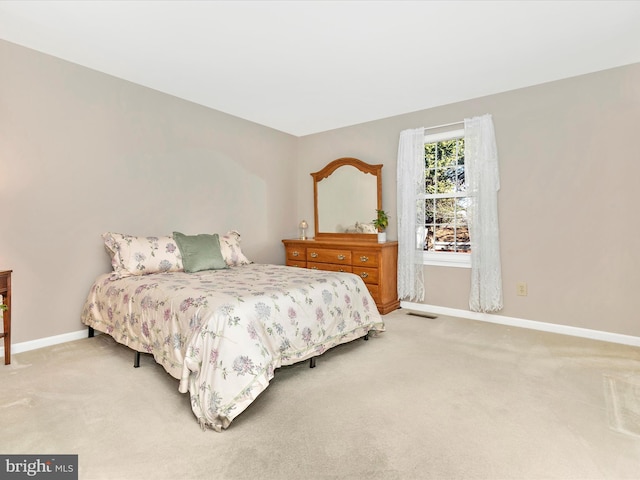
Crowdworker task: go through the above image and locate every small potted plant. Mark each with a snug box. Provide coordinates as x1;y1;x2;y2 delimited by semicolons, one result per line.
372;209;389;243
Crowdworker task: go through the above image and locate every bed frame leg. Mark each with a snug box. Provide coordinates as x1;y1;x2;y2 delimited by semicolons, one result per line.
134;351;141;368
88;326;95;338
309;357;316;368
364;333;369;341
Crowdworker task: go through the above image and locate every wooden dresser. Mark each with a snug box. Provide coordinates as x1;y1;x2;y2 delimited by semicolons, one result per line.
282;239;399;314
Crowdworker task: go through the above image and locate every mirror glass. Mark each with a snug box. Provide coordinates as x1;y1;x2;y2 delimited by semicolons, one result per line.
312;158;382;241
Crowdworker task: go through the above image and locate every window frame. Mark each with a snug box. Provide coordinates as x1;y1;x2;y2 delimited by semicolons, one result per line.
421;128;471;269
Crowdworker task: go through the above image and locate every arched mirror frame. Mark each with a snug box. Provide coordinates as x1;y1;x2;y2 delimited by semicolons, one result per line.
311;157;383;242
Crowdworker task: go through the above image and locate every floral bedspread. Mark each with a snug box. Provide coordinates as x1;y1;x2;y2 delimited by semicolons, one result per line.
81;264;385;431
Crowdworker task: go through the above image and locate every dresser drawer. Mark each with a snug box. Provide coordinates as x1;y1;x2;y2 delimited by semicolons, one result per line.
306;248;351;265
353;266;378;285
308;262;353;273
287;260;307;268
286;246;306;262
352;250;379;268
365;284;379;300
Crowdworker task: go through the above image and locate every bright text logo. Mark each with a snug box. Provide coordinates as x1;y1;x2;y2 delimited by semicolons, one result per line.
0;455;77;479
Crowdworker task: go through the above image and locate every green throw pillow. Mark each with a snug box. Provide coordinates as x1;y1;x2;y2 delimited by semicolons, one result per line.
173;232;228;273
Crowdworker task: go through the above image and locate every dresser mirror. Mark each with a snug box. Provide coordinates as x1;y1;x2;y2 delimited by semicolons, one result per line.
311;157;382;241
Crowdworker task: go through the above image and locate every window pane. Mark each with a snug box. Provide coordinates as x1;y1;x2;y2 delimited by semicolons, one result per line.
456;226;471;252
437;168;457;194
425;169;436;194
423;227;433;250
425;198;436;220
435;198;455;223
425;208;435;225
424;144;437;169
439;140;458;167
454;165;466;192
434;226;455;251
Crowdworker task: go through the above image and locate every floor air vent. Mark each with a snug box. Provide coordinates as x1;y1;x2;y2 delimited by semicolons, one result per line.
406;312;438;319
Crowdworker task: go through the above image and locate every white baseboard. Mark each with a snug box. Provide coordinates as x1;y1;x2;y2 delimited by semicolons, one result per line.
401;301;640;347
0;328;96;360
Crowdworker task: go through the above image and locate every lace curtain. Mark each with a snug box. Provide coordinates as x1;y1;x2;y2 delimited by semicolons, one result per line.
396;115;503;311
465;114;503;312
396;127;425;301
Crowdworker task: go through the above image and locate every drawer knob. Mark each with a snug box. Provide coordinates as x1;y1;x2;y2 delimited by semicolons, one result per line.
360;256;369;262
337;254;346;260
360;272;369;278
292;251;299;257
310;252;318;258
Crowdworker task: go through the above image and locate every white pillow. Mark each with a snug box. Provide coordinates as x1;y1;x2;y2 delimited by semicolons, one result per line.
219;231;252;266
103;232;184;278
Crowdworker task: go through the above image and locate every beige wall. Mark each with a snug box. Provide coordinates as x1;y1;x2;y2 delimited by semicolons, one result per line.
0;40;298;344
3;37;639;345
297;63;640;337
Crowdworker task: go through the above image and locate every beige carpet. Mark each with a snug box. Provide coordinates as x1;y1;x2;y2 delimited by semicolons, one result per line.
2;310;640;480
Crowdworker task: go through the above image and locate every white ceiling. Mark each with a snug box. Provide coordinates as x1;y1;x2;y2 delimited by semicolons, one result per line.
1;1;639;136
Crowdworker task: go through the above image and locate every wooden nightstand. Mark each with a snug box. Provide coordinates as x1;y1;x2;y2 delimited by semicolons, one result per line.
0;270;12;365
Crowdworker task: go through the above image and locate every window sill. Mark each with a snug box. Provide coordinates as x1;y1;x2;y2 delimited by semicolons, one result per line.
421;251;471;268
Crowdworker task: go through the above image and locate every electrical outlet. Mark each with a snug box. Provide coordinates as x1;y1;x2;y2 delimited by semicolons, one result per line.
516;282;528;296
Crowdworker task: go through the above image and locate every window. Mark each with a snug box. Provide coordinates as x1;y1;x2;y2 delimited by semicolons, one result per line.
421;129;471;268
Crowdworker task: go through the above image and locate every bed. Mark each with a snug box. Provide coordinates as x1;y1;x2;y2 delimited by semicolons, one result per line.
81;231;385;431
